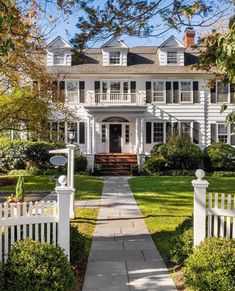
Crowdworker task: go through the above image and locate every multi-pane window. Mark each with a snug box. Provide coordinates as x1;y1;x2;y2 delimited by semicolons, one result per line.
109;51;121;64
153;123;164;143
167;52;177;64
125;125;130;143
153;82;164;102
110;82;121;93
53;53;65;65
218;124;228;143
217;82;229;103
180;82;192;102
181;122;191;138
101;125;106;143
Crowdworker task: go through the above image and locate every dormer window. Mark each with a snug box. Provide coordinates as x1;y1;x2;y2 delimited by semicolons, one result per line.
53;53;65;65
109;51;121;65
167;52;178;64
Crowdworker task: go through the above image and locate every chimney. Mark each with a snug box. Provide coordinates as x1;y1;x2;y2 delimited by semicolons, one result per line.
183;27;195;47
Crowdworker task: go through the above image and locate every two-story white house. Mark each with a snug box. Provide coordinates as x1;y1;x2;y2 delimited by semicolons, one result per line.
46;28;235;174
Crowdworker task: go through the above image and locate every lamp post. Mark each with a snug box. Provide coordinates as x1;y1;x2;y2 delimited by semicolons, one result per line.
67;125;76;144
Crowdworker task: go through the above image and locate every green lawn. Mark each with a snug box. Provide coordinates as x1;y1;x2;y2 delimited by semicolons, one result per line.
0;175;103;200
129;176;235;264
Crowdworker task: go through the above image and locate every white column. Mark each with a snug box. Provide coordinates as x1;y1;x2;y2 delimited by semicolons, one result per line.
56;175;73;261
135;117;140;154
66;144;76;219
140;117;144;154
192;169;209;247
92;117;95;154
87;117;91;154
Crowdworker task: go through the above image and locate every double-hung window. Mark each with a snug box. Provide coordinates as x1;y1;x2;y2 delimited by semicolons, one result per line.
167;52;178;64
217;82;229;103
153;123;164;143
153;81;165;102
109;51;121;65
53;53;65;65
66;81;78;103
180;81;192;102
218;124;228;143
181;122;191;138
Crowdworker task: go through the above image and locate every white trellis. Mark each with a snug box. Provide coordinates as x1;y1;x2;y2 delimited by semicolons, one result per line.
0;176;72;262
192;169;235;246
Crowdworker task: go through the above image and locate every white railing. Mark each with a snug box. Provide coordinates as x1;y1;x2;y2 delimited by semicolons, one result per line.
0;176;72;262
87;91;146;106
192;170;235;246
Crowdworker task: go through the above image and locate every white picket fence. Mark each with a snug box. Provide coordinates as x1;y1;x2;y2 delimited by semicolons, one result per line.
0;176;73;262
192;170;235;246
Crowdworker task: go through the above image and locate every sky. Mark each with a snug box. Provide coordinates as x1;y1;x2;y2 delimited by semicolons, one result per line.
44;0;232;48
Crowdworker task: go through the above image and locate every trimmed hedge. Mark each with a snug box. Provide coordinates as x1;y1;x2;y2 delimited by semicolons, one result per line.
184;237;235;291
204;143;235;171
70;224;87;265
4;240;76;291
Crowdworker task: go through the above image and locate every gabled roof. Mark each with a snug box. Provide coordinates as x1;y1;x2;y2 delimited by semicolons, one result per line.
160;35;185;48
47;36;72;49
101;37;129;48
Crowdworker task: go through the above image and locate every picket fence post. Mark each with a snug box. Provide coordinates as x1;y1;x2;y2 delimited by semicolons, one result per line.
192;169;209;247
55;175;73;261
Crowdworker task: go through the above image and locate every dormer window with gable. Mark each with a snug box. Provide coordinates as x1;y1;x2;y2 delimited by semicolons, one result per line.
167;52;178;64
53;52;65;65
109;51;121;65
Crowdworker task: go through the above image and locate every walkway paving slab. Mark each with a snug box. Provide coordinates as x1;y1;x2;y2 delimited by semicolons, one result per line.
82;177;177;291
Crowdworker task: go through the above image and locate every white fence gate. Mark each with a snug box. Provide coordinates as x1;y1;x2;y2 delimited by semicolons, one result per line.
192;169;235;246
0;175;73;262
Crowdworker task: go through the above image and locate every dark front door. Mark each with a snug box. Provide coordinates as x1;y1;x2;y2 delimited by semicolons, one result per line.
109;124;122;153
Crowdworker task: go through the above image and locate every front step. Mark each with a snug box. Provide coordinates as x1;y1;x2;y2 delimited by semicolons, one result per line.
95;154;138;176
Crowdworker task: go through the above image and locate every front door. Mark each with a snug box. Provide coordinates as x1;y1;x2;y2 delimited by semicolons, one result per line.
109;124;122;153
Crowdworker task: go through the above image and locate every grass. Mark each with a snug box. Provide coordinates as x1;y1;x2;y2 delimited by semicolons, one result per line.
0;175;104;200
129;176;235;264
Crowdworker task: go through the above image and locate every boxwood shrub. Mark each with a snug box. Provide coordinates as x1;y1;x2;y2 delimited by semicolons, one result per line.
204;143;235;171
184;237;235;291
70;224;87;265
4;240;76;291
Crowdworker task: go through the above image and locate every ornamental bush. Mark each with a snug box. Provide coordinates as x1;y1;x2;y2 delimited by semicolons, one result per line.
204;143;235;171
170;216;193;265
70;224;87;265
143;155;167;175
4;240;77;291
74;154;88;174
184;237;235;291
0;262;4;290
15;176;25;201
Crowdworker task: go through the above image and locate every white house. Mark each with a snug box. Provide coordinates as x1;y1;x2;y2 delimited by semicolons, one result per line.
46;29;235;174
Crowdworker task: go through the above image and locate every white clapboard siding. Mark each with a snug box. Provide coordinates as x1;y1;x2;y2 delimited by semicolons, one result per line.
206;193;235;239
0;201;59;262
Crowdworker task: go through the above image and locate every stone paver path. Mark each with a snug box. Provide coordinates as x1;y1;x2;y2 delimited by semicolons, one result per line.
82;177;177;291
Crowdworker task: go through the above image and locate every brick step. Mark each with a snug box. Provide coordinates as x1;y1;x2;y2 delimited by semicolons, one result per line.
95;170;132;176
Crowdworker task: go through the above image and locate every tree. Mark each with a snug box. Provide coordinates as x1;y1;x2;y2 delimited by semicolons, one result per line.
15;176;25;202
71;0;232;49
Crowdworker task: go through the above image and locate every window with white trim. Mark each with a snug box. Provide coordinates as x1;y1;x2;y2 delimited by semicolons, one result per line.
180;82;192;102
217;82;229;103
101;125;106;143
109;51;121;64
153;82;165;102
181;122;191;138
167;52;178;64
66;81;78;103
153;123;164;143
53;53;65;65
125;125;130;143
218;124;228;143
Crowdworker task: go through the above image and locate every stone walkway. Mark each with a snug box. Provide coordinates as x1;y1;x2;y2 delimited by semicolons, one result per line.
82;177;177;291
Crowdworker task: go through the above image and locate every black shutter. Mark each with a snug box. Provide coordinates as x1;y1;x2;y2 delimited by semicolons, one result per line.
94;81;100;103
231;124;235;145
79;81;85;103
52;81;58;102
166;122;172;141
130;81;136;93
193;122;200;144
146;82;152;103
146;122;152;144
211;124;217;143
193;81;199;103
166;82;172;103
59;81;65;103
210;84;216;103
79;122;85;144
230;84;235;104
173;82;179;103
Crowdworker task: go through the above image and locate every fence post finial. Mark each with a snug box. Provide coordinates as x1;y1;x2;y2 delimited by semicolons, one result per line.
192;169;209;247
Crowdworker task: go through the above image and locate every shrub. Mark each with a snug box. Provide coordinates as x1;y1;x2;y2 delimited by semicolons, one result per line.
204;143;235;171
184;237;235;291
15;176;25;201
170;216;193;265
4;240;76;291
213;171;235;177
70;224;87;265
143;156;167;175
0;262;4;290
74;154;87;173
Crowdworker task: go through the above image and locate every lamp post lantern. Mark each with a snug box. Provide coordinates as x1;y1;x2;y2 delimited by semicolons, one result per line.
67;125;76;144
